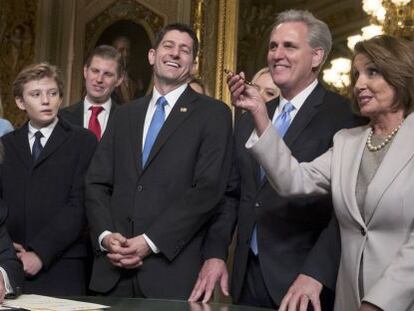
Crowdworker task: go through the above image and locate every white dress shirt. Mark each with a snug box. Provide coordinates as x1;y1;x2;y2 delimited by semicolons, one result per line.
28;118;58;150
99;84;189;254
83;97;112;133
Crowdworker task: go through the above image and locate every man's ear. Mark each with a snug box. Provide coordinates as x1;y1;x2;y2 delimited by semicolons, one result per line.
83;65;88;80
115;73;124;88
15;97;26;111
148;49;155;66
312;47;324;70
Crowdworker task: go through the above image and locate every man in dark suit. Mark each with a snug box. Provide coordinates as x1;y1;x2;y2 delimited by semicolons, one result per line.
85;23;232;299
59;45;124;140
1;62;97;295
0;203;23;301
189;10;362;310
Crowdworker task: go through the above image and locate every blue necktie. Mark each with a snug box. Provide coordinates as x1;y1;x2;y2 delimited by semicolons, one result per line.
251;102;295;255
32;131;43;161
142;96;168;167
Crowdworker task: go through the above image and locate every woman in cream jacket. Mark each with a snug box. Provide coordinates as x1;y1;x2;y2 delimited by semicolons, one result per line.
228;35;414;311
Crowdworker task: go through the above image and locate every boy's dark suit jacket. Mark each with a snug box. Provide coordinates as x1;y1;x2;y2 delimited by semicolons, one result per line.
203;84;365;308
0;118;97;295
85;87;233;299
59;100;119;127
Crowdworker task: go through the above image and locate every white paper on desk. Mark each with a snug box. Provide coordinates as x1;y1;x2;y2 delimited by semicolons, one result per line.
3;294;109;310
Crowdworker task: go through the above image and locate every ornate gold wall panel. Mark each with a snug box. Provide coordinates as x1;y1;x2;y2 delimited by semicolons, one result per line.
0;0;38;126
214;0;238;106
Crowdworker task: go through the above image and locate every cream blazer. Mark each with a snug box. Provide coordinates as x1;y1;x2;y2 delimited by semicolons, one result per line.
247;113;414;311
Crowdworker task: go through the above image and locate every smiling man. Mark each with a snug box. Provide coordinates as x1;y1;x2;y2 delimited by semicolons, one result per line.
85;23;232;299
190;10;364;310
60;45;124;140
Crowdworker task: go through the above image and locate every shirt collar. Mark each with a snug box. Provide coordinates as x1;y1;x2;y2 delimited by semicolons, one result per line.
28;117;58;139
279;79;318;112
84;97;112;113
151;84;188;109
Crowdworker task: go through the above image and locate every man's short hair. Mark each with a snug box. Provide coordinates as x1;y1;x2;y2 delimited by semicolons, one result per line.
85;45;125;77
274;10;332;71
12;62;64;99
153;23;199;60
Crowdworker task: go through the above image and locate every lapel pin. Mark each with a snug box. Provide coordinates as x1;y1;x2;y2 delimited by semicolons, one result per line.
180;107;188;112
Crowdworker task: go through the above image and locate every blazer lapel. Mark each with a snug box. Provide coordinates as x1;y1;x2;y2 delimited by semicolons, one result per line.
34;120;70;167
284;84;325;146
129;97;149;174
340;126;370;226
142;87;199;170
8;124;32;169
257;99;279;189
73;101;84;125
364;113;414;224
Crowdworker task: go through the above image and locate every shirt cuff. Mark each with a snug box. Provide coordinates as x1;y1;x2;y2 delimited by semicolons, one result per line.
0;267;13;295
143;234;160;254
245;122;273;149
98;230;112;252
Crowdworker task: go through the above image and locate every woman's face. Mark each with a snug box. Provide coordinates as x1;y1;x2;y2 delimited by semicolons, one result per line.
353;53;397;118
253;72;280;103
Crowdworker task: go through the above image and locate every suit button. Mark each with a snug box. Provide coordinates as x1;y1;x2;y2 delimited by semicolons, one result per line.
254;202;260;208
137;185;143;192
360;227;366;236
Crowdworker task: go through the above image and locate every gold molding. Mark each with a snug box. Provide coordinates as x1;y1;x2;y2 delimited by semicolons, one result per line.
215;0;238;106
191;0;204;77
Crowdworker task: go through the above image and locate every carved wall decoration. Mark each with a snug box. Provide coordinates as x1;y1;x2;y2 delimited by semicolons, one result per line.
0;0;38;126
191;0;205;77
84;0;164;55
196;0;219;99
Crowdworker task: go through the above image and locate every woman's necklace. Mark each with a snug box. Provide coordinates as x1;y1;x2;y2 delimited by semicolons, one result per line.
366;120;403;152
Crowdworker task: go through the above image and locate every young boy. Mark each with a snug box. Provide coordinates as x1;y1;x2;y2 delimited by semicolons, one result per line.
0;62;97;295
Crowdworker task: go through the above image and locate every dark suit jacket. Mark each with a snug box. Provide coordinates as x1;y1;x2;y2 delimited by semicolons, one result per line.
203;84;364;307
0;203;23;297
59;100;119;128
85;87;233;299
0;118;97;295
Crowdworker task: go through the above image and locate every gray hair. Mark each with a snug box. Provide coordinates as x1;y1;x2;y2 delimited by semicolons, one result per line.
274;10;332;70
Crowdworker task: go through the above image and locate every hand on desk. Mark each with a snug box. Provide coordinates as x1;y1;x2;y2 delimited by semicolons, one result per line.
104;233;150;269
188;258;229;303
278;274;323;311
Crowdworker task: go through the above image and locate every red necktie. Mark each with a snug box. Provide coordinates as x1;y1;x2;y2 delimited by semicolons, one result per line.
88;106;104;140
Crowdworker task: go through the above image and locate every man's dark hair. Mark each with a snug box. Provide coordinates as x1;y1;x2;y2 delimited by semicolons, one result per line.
153;23;199;60
84;45;124;77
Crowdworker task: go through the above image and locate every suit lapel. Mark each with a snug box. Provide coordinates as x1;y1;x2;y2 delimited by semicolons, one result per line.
73;101;84;125
34;120;70;167
257;99;278;189
284;84;325;147
142;87;199;170
364;113;414;224
8;124;32;169
129;97;149;174
340;126;370;226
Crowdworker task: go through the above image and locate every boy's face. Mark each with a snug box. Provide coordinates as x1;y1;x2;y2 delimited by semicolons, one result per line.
15;77;62;129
